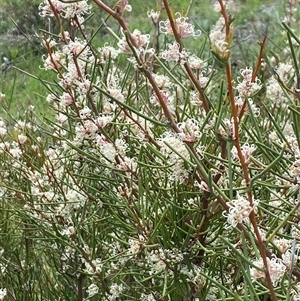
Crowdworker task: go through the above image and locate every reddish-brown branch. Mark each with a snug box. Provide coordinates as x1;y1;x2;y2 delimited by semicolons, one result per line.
218;0;230;39
252;36;267;82
223;17;278;301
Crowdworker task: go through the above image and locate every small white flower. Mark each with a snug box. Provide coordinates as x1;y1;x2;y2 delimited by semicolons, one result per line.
0;93;5;101
188;55;206;70
118;29;150;54
86;283;99;297
0;119;7;137
231;143;256;165
0;288;7;301
99;44;119;62
18;134;28;145
59;225;76;237
108;283;125;301
147;10;160;23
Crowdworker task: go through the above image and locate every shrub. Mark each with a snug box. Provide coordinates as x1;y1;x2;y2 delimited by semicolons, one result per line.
0;0;300;300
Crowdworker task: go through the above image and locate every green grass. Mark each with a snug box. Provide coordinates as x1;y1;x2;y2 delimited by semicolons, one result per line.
1;50;50;120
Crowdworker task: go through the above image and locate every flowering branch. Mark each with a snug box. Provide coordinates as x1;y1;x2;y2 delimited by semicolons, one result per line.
239;36;267;120
92;0;181;133
219;0;277;298
161;0;210;114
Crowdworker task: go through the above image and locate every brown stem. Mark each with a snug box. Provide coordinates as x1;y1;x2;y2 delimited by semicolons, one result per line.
77;272;84;301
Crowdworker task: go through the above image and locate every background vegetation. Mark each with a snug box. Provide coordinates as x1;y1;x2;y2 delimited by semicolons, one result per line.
0;0;281;119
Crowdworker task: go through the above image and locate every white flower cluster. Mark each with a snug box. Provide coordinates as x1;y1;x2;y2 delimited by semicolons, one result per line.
147;10;160;23
25;148;89;223
141;293;156;301
236;67;262;98
0;119;36;163
188;55;206;70
209;17;229;60
86;283;99;298
98;44;119;63
291;282;300;301
158;132;191;183
117;29;151;54
0;118;7;137
266;62;294;108
39;0;91;19
235;67;261;116
231;143;256;165
250;255;286;287
224;193;259;228
178;118;202;142
161;41;189;65
107;283;125;301
159;12;201;38
213;0;234;12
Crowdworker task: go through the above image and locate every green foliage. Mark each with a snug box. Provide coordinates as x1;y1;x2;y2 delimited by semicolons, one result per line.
0;0;300;300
